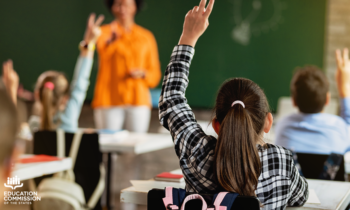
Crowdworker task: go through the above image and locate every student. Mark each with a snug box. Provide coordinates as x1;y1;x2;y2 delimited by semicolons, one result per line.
158;0;308;209
0;76;19;204
275;51;350;155
23;14;104;133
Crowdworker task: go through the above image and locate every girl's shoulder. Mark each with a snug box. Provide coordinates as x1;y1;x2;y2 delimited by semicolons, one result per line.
261;143;293;155
258;143;295;177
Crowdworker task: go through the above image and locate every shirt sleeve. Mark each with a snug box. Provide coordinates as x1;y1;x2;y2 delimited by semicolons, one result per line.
288;158;309;207
340;97;350;125
60;56;93;132
158;45;218;193
144;33;161;88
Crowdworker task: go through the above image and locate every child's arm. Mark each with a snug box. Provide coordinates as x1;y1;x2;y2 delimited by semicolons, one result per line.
159;0;218;193
60;14;104;132
2;60;19;105
335;49;350;125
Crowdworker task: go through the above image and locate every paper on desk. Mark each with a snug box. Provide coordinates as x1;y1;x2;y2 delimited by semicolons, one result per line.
131;180;186;191
345;152;350;174
170;169;183;175
99;130;129;143
306;189;320;204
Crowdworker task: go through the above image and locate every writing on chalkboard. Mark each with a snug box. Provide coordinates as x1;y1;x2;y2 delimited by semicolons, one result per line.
231;0;287;45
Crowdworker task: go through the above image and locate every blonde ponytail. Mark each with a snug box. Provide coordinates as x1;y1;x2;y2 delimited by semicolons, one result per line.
41;87;55;130
38;73;69;131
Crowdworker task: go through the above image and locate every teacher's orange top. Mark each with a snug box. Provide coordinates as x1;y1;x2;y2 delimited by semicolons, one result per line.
92;21;161;108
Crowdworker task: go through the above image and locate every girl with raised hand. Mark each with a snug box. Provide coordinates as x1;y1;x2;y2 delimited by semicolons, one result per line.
25;13;104;133
158;0;308;209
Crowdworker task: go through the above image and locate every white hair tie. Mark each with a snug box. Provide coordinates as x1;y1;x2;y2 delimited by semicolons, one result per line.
231;100;245;108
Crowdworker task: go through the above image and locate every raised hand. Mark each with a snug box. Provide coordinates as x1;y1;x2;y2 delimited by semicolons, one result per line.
84;13;105;44
179;0;215;47
2;60;19;105
335;48;350;98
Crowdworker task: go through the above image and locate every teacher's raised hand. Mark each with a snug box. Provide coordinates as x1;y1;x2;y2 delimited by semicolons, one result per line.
179;0;215;47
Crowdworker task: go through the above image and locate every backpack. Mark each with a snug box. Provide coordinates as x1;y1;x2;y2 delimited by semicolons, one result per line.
160;187;239;210
33;129;105;210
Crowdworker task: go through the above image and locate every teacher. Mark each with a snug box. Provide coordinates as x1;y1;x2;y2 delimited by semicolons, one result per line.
92;0;161;133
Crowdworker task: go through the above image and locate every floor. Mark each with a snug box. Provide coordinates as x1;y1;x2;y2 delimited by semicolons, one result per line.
3;103;214;210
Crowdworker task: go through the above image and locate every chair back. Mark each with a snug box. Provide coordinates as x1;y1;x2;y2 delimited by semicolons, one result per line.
296;152;346;181
148;188;260;210
33;130;103;210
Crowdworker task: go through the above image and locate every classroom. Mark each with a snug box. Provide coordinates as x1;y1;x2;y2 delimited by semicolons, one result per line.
0;0;350;210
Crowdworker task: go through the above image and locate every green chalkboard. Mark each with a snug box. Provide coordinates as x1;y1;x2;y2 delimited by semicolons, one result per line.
0;0;326;110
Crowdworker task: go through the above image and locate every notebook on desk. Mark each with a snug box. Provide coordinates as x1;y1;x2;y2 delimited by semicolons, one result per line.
154;172;184;183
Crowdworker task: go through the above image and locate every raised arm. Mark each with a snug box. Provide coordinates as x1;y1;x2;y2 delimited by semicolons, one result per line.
60;14;104;132
2;60;19;105
335;49;350;125
159;0;219;193
159;0;214;141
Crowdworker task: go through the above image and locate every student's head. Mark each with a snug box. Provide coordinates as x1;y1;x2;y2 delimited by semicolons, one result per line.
291;66;330;113
105;0;143;21
0;89;18;202
212;78;273;196
37;71;69;130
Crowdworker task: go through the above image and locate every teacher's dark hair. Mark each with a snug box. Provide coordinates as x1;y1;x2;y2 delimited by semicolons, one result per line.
104;0;144;13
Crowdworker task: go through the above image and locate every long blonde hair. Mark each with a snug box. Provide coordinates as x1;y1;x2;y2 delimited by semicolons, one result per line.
38;72;69;130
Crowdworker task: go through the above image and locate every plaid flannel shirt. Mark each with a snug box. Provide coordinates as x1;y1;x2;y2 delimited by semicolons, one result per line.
159;45;309;210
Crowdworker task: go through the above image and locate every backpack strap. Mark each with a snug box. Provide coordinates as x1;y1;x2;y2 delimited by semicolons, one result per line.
212;192;239;210
163;187;179;210
163;187;187;210
180;194;210;210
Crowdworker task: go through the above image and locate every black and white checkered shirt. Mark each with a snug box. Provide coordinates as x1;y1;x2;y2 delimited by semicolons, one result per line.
159;45;309;210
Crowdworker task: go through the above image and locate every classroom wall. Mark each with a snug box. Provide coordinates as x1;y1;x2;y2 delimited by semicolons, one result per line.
0;0;327;111
325;0;350;97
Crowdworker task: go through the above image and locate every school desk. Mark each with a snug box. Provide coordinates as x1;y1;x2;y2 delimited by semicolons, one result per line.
120;179;350;210
98;132;174;210
12;155;72;180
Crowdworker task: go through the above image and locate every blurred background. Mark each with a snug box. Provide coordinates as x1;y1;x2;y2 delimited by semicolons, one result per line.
0;0;331;110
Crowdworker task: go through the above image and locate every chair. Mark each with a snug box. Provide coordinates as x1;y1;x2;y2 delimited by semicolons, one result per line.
295;152;346;181
33;130;104;210
147;189;260;210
